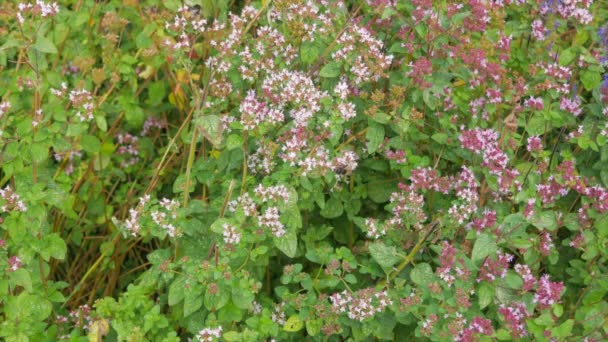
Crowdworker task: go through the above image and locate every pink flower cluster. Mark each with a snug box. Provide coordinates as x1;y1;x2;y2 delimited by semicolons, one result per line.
7;256;22;272
515;263;537;291
332;24;394;84
196;326;223;342
459;127;519;193
524;96;544;110
477;250;513;282
456;316;494;342
0;101;10;119
527;136;543;152
469;210;497;234
116;133;140;168
123;195;150;236
54;150;83;175
436;241;457;286
498;302;531;339
222;223;241;245
364;218;386;239
150;198;180;238
539;0;594;25
329;288;391;321
560;97;582;116
0;186;27;213
534;274;564;309
141;116;167;136
254;184;290;203
51;84;95;122
248;144;275;175
261;70;326;127
17;1;59;24
239;90;284;130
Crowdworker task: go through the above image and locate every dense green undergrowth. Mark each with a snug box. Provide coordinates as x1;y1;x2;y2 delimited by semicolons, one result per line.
1;0;608;341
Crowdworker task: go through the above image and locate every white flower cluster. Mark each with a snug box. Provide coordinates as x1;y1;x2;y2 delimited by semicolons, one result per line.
17;1;59;24
0;186;27;213
195;326;222;342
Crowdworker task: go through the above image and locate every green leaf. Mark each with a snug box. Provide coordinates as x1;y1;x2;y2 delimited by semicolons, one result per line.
471;233;496;265
320;197;343;219
581;70;601;91
30;142;49;163
226;134;243;150
274;229;297;258
231;286;254;310
38;233;67;261
410;263;434;286
95;114;108;132
218;302;243;323
306;319;322;336
146;82;166;106
204;286;229;310
431;133;448;144
183;288;203;317
369;242;400;270
530;211;558;231
478;282;494;309
196;114;224;147
223;331;240;342
366;121;384;154
319;62;341;78
125;106;145;128
552;319;573;338
81;134;101;153
300;42;319;64
210;218;231;234
283;315;303;332
9;269;33;292
33;35;57;54
367;180;396;203
168;277;186;306
559;48;576;66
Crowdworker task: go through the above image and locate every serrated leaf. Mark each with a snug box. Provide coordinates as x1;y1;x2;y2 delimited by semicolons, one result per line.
530;211;558;231
204;285;229;310
196;114;224;147
369;242;400;270
478;282;494;309
559;48;576;66
471;233;496;265
40;233;67;261
33;35;57;54
410;262;434;286
218;302;243;323
300;42;319;64
226;134;243;150
274;229;297;258
183;289;203;317
553;319;573;338
9;269;32;292
581;70;601;91
30;142;49;163
320;197;343;218
283;315;303;332
366;121;384;154
319;62;341;78
231;286;254;309
168;277;186;306
81;134;101;153
306;319;322;336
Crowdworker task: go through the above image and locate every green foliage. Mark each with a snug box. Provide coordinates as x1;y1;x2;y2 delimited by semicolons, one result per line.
1;0;608;341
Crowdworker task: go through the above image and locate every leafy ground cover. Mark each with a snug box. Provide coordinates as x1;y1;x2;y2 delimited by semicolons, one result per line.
1;0;608;341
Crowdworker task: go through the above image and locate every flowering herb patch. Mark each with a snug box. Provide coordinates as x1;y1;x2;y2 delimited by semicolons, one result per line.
1;0;608;341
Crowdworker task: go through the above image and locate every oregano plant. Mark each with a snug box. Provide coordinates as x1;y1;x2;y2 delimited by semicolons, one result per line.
1;0;608;341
